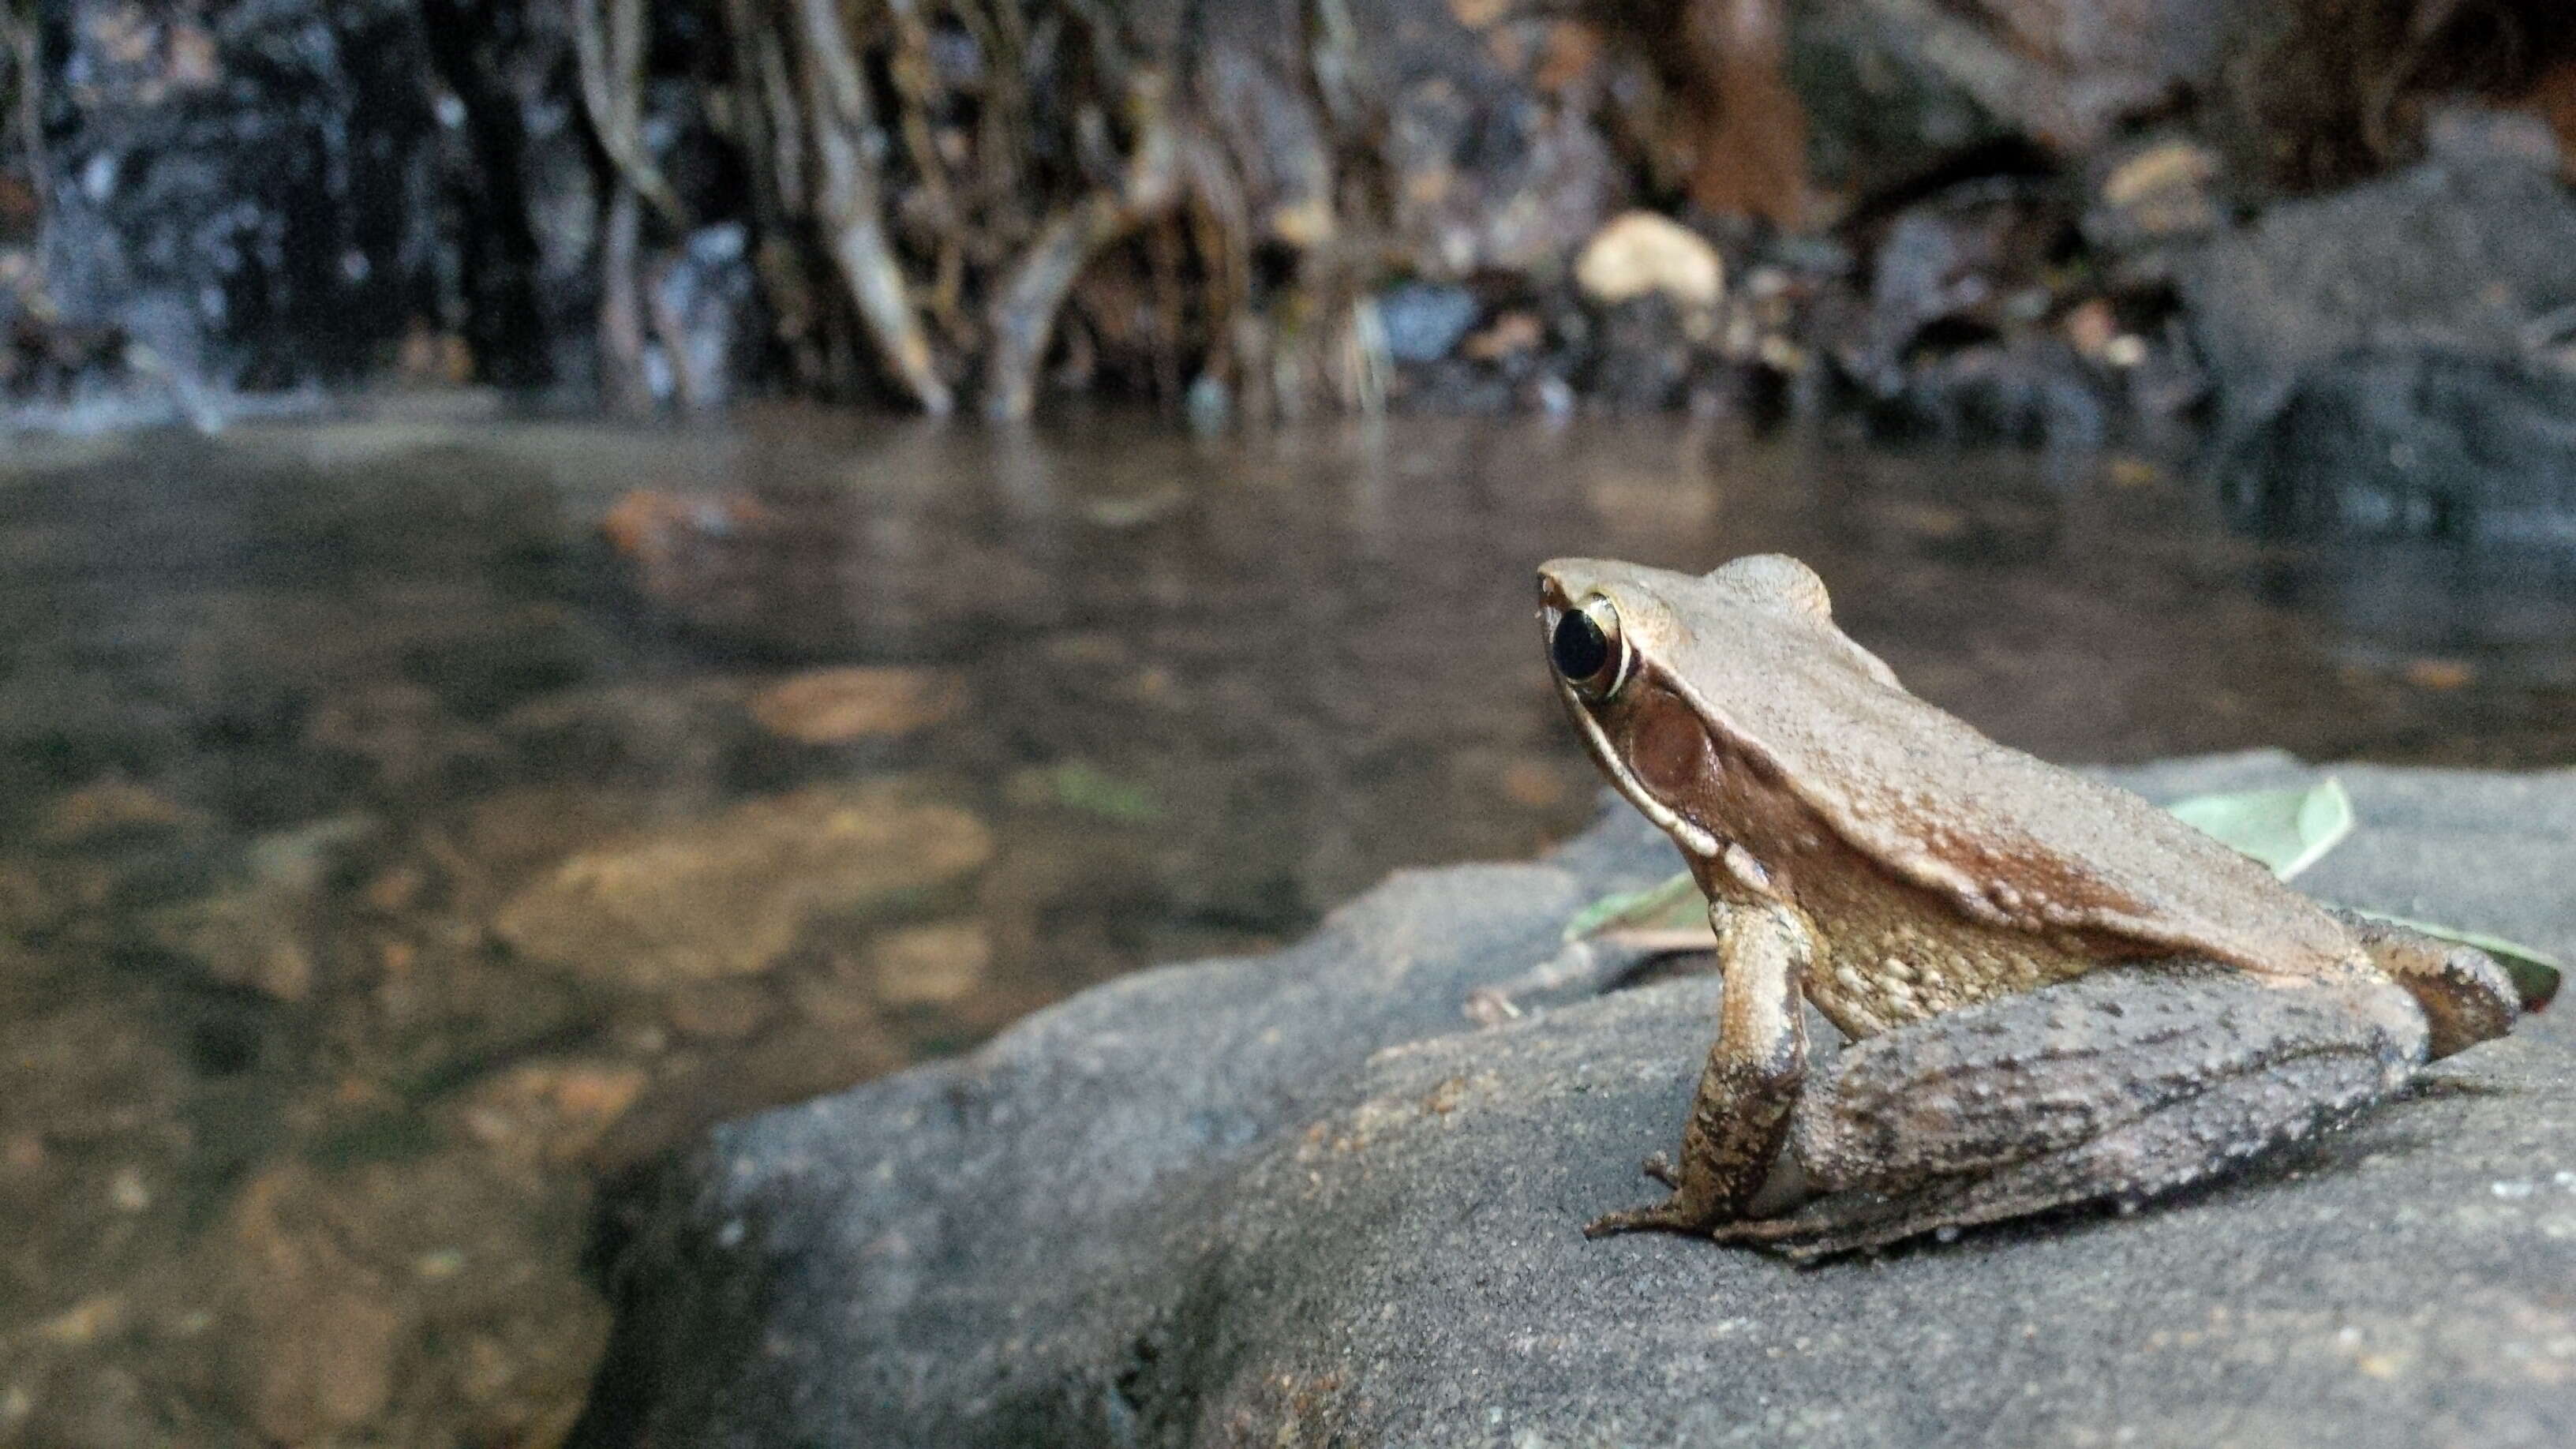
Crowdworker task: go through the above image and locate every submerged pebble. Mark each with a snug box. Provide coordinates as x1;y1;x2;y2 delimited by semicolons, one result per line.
748;667;965;744
491;784;993;990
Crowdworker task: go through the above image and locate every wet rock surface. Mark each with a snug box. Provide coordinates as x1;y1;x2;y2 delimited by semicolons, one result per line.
577;755;2576;1447
30;0;451;399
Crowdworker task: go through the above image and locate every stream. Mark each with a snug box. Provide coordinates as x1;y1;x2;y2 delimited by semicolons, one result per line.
2;401;2572;1443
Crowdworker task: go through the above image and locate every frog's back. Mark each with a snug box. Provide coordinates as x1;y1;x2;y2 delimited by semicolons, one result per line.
1663;567;2358;985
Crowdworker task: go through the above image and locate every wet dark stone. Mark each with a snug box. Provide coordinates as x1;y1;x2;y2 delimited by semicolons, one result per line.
1789;6;2012;203
2186;110;2576;545
39;0;446;390
2218;353;2576;543
1847;178;2075;394
1580;295;1694;413
1788;0;2231;200
1874;338;2110;448
1827;174;2117;447
15;0;635;407
571;755;2576;1447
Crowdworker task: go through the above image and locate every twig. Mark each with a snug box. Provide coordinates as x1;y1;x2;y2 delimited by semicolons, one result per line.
598;180;657;414
953;0;1027;215
720;0;782;233
571;0;687;230
4;4;45;212
793;0;955;414
751;20;808;212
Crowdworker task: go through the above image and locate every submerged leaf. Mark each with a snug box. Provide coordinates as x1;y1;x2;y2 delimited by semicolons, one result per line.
1046;762;1160;823
2166;777;2354;881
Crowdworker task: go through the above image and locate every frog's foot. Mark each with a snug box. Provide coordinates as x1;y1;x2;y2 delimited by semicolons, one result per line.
1705;1211;1849;1253
1704;1184;1999;1263
1709;1121;2222;1264
2332;909;2524;1057
1581;1153;1714;1236
1586;1144;1751;1222
1582;1195;1717;1238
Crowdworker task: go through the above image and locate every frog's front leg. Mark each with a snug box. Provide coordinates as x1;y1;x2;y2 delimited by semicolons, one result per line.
1586;899;1812;1237
1712;962;2432;1260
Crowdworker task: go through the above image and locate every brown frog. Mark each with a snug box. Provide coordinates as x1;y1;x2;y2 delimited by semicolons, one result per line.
1540;554;2522;1257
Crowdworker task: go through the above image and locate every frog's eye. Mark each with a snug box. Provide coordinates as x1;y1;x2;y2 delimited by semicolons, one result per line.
1552;596;1629;701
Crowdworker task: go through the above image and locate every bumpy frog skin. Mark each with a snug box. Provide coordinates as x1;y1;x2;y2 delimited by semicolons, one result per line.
1540;554;2522;1258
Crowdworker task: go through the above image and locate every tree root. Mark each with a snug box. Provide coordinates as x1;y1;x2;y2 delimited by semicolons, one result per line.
983;73;1187;421
573;0;686;230
792;0;956;416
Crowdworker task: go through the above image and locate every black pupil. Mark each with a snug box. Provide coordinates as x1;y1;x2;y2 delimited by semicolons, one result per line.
1552;608;1612;682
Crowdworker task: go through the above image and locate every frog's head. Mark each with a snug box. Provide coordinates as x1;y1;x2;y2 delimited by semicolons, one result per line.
1537;555;1866;866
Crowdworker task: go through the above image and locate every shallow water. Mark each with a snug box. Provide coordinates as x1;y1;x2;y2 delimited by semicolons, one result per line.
2;401;2571;1443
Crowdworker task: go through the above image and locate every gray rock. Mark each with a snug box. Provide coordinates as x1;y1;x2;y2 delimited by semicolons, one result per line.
2184;111;2576;543
571;754;2576;1447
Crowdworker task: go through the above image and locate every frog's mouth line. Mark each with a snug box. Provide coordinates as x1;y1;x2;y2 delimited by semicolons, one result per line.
1552;673;1724;861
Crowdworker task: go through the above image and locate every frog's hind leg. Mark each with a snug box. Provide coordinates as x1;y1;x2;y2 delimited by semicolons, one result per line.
1715;1054;2394;1260
2331;910;2522;1058
1724;964;2426;1261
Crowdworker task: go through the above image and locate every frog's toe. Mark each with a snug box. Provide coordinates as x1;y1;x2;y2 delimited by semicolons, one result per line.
1582;1196;1709;1238
1640;1151;1680;1187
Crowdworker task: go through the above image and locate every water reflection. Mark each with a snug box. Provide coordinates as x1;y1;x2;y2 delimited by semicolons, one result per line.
0;404;2570;1443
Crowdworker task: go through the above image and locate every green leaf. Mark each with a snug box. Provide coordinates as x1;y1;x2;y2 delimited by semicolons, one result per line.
2166;780;2558;1009
2347;908;2563;1014
2166;777;2354;881
1046;762;1161;823
1562;870;1700;942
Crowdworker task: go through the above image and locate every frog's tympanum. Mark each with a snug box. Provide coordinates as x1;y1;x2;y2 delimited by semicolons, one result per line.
1541;555;2522;1256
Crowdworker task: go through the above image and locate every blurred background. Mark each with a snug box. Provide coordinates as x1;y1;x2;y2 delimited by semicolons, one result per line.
4;1;2576;1442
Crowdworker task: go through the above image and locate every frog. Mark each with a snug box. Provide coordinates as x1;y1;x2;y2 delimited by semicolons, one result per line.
1538;553;2523;1258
